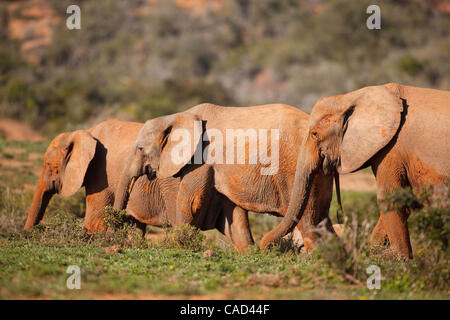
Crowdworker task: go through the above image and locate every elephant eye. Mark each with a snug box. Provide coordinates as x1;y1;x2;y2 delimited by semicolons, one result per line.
311;131;319;140
137;146;144;152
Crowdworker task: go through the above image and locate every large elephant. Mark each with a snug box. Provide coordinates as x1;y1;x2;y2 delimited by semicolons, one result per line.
113;103;335;252
260;84;450;258
23;119;254;252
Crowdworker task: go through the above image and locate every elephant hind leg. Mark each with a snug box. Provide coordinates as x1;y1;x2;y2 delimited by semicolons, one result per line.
229;207;255;254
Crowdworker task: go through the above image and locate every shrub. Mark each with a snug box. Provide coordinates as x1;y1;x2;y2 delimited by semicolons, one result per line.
315;183;450;291
380;183;450;252
164;223;205;252
103;206;136;230
314;215;373;284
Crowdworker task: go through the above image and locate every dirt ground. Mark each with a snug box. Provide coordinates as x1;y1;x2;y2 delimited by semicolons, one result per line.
0;118;44;142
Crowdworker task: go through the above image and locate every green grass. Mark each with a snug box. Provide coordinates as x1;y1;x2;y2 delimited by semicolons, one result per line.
0;141;448;299
1;234;447;299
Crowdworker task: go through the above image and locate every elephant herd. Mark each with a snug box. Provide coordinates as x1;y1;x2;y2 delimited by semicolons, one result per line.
24;83;450;259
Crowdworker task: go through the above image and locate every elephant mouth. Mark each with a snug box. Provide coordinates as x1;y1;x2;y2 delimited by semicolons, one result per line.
319;151;331;175
124;166;155;202
50;180;61;194
144;164;156;181
320;150;340;176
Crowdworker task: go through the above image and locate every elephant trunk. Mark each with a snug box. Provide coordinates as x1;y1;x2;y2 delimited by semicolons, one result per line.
113;155;141;211
24;176;55;231
114;174;136;211
260;145;319;249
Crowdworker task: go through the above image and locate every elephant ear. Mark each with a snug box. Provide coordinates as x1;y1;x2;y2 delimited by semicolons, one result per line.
157;114;202;179
339;85;403;174
60;130;97;198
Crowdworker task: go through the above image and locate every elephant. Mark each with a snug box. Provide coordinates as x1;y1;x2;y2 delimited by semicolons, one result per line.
24;119;151;232
113;103;336;252
260;83;450;259
23;119;255;253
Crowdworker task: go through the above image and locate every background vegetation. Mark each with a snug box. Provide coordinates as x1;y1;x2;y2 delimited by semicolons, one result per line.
0;0;449;135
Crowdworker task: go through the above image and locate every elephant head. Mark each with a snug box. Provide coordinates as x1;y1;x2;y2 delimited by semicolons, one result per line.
113;113;202;212
260;84;404;249
24;130;97;231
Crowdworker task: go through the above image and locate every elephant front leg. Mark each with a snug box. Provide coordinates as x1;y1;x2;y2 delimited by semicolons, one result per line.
296;215;333;253
370;216;388;247
175;165;215;226
373;155;412;259
380;208;412;259
84;192;110;232
84;191;147;237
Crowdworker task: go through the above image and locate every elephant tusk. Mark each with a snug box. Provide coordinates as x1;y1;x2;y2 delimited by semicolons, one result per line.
334;171;344;224
128;176;137;196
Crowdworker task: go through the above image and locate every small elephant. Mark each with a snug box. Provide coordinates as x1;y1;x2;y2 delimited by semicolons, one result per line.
24;119;151;232
261;83;450;258
23;119;254;252
113;103;335;252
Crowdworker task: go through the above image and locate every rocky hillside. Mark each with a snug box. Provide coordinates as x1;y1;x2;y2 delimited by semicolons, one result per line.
4;0;227;64
5;0;60;64
0;0;449;136
5;0;449;65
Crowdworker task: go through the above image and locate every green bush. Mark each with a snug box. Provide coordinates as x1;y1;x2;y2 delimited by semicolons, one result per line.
380;183;450;252
314;215;373;283
315;183;450;291
164;223;205;252
103;206;135;231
